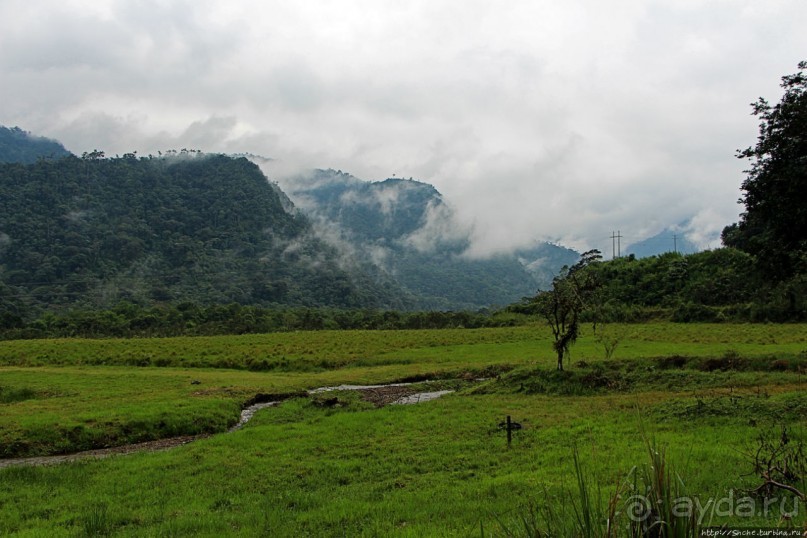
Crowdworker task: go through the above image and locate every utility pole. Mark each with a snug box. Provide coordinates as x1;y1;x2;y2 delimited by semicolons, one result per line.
611;232;616;260
611;231;623;259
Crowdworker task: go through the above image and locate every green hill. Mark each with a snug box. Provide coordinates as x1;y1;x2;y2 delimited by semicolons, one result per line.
0;153;409;320
512;248;806;322
0;126;71;164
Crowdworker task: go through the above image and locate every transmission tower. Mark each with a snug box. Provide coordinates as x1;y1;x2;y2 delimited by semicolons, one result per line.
611;230;623;259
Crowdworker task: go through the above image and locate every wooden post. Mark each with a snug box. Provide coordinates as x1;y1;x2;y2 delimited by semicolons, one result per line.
499;416;521;448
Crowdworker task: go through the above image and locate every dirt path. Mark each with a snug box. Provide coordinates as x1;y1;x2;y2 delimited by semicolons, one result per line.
0;435;207;469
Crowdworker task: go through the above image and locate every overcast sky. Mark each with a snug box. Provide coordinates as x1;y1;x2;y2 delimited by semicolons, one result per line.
1;0;805;255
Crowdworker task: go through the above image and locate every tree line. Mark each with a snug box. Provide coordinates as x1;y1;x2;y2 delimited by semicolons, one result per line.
2;235;805;341
0;302;524;340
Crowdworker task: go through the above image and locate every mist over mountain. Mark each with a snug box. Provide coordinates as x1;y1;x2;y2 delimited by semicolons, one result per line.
513;242;582;287
275;168;581;309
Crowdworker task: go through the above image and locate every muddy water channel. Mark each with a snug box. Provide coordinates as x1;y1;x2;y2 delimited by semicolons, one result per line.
0;382;454;468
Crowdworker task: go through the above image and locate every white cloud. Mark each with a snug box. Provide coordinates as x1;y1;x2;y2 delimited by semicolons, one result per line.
402;199;469;254
1;0;805;254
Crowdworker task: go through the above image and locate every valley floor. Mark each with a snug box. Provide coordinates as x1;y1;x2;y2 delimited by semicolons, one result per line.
1;323;806;536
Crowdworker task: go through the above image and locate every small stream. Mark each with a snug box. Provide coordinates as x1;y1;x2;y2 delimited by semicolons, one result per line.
309;383;416;393
0;382;454;468
228;401;281;432
230;383;455;431
391;390;454;405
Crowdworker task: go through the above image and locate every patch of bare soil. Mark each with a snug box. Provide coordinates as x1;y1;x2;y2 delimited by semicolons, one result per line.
356;385;419;406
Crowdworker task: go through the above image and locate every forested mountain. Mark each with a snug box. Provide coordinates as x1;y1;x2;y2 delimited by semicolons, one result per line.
0;153;410;321
279;169;573;309
0;128;579;317
0;126;71;164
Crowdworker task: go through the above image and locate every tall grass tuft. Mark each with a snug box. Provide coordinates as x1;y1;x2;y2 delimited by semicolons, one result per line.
625;442;705;537
80;504;111;537
492;446;621;537
490;443;703;537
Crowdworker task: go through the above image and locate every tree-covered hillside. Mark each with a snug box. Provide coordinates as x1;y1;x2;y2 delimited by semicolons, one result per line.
296;172;444;242
0;153;409;322
593;250;756;309
512;247;805;322
281;169;567;309
0;126;71;164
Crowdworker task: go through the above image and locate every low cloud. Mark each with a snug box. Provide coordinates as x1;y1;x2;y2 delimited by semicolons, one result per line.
2;0;805;255
401;199;470;254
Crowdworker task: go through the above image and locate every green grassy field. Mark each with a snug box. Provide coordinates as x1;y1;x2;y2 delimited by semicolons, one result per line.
1;323;806;536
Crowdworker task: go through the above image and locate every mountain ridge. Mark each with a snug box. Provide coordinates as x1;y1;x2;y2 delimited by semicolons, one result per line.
1;127;710;315
0;150;410;318
275;168;581;308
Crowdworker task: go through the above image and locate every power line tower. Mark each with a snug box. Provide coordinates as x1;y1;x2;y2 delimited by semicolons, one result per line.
673;234;678;254
611;230;623;259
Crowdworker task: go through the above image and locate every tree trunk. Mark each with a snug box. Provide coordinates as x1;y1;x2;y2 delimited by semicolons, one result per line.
557;350;564;371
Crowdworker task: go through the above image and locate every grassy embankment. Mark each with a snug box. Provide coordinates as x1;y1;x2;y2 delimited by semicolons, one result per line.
1;323;806;535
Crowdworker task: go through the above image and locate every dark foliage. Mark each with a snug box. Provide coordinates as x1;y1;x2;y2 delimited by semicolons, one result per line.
591;249;805;322
0;152;409;319
0;126;71;164
510;248;806;322
724;61;807;281
0;301;521;340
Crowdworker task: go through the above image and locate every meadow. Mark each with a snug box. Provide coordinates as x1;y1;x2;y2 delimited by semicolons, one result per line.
1;323;806;536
